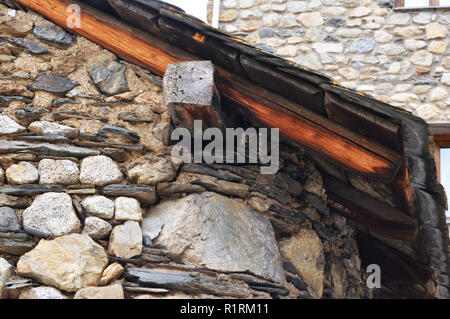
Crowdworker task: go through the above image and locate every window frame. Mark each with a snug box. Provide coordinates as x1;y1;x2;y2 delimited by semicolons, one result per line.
394;0;450;10
433;134;450;182
433;134;450;229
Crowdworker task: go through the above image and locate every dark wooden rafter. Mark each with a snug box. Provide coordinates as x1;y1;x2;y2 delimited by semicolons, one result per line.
219;68;402;180
323;175;418;240
323;92;402;151
357;232;436;298
12;0;404;182
392;160;417;217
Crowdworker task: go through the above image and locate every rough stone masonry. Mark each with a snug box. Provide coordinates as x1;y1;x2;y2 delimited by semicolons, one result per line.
0;3;370;299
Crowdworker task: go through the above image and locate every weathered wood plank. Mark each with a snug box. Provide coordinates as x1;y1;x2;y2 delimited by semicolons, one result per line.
107;0;163;38
392;161;417;217
240;54;326;115
158;16;248;77
324;92;402;151
324;175;418;240
163;61;225;133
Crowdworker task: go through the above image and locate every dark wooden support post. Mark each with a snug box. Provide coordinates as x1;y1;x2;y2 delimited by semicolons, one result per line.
163;61;225;134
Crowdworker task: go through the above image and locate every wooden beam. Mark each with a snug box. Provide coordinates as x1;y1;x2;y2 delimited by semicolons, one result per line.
392;161;417;217
324;175;418;240
432;134;450;183
163;61;225;133
14;0;402;180
324;92;402;151
219;70;402;180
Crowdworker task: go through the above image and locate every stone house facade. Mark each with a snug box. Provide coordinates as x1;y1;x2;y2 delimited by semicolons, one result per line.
0;0;448;300
0;1;371;300
216;0;450;123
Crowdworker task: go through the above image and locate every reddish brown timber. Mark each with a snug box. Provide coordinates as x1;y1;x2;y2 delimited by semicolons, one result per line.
324;175;418;240
324;92;402;151
220;70;402;180
15;0;402;180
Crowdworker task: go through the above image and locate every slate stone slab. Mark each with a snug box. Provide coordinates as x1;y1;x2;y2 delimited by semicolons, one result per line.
0;194;29;208
52;98;80;107
156;182;205;196
250;183;291;205
126;268;249;298
15;107;46;122
0;96;32;107
88;61;129;95
0;184;66;196
33;27;74;47
0;140;100;158
118;113;153;123
101;184;158;205
0;232;37;255
181;164;241;182
30;74;79;95
0;207;21;232
8;38;49;55
99;125;140;143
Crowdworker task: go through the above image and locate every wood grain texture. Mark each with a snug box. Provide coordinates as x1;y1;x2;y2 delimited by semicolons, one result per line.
220;71;401;180
163;61;225;132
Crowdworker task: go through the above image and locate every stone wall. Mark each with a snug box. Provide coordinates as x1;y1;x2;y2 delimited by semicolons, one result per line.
0;5;370;299
217;0;450;123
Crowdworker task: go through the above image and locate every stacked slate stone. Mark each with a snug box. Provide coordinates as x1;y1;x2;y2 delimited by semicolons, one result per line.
0;4;369;299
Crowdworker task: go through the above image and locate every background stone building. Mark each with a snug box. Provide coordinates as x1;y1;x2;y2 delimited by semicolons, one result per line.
215;0;450;123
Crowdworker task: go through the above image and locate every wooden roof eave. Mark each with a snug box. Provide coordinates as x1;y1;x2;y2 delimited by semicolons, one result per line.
14;0;403;183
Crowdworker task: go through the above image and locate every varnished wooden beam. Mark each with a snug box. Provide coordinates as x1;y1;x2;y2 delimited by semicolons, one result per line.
14;0;402;180
220;72;401;180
